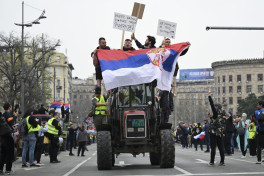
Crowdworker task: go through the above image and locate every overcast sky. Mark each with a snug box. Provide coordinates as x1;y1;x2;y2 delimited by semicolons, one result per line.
1;0;264;79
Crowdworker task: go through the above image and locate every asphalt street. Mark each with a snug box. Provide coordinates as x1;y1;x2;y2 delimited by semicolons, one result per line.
10;144;264;176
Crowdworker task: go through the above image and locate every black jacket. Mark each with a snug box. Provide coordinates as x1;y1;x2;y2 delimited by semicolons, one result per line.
123;46;136;51
159;90;169;110
135;40;156;49
225;115;233;133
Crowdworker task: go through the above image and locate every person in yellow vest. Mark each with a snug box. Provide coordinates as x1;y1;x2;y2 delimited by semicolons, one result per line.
248;114;257;157
47;110;62;163
21;108;41;168
92;87;109;130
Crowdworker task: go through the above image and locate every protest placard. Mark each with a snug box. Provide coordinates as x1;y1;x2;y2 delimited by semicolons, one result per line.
113;12;137;33
157;19;177;39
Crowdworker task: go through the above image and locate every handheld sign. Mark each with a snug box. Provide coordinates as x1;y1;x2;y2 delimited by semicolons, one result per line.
132;2;145;19
113;12;137;33
157;19;177;39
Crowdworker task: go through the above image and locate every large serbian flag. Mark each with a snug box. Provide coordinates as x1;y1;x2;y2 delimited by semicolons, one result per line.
97;42;190;91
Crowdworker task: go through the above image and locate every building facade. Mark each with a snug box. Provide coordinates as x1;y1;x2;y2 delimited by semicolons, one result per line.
46;53;74;106
71;76;96;125
212;58;264;114
175;80;215;124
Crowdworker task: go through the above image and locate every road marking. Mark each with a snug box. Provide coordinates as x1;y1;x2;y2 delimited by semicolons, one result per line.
24;167;41;171
92;152;96;156
62;157;92;176
174;165;192;175
195;159;208;164
176;172;264;176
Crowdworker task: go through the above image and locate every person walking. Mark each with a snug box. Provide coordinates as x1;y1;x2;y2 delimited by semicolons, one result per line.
21;108;41;168
224;110;233;156
68;124;78;156
193;123;203;151
46;111;62;163
77;126;89;156
235;113;249;158
207;91;225;167
203;119;210;152
255;101;264;164
248;114;257;157
0;103;15;175
34;121;48;165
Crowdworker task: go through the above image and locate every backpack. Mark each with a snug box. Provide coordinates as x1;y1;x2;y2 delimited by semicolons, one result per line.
18;118;29;136
258;110;264;132
237;121;245;135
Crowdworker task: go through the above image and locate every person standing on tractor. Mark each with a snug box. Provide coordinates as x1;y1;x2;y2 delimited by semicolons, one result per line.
131;33;156;49
92;87;110;129
91;37;111;87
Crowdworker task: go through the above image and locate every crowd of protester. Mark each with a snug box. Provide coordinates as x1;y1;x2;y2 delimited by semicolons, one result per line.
0;103;96;175
174;92;264;166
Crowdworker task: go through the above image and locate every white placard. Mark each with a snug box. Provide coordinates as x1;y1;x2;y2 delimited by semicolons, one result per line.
157;19;177;39
113;12;137;33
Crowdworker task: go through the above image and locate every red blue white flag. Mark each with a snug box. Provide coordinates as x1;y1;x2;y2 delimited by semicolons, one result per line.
97;42;190;91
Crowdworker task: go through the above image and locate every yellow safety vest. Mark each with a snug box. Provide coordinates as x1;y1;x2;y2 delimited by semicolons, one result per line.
94;95;107;115
26;116;41;133
173;131;176;137
47;118;59;135
248;123;256;139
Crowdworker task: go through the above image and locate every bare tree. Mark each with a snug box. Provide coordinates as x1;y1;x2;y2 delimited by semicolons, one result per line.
0;32;59;111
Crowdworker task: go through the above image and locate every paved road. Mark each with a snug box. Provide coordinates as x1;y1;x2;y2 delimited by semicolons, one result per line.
11;144;264;176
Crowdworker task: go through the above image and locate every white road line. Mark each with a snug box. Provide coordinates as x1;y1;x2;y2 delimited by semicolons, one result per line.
92;152;96;156
176;172;264;176
174;165;192;175
24;167;41;171
119;161;125;165
62;157;91;176
195;159;208;164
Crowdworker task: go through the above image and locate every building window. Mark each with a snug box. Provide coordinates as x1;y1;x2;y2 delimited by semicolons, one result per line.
73;95;77;99
229;86;233;93
56;90;60;99
56;67;61;76
56;56;60;63
218;87;220;95
229;97;233;104
86;95;89;99
73;101;77;106
218;76;220;84
229;75;232;83
237;97;242;104
48;57;52;63
258;85;263;93
222;97;226;103
218;98;220;103
258;74;263;81
57;79;60;86
246;85;252;93
80;95;83;99
222;76;225;83
223;87;226;94
247;74;251;82
237;86;242;93
237;75;241;82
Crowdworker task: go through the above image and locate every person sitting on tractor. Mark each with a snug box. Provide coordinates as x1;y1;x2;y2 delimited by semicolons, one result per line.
124;89;141;105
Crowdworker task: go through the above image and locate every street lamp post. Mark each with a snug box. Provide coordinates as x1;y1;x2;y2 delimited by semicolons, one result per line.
15;1;46;116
